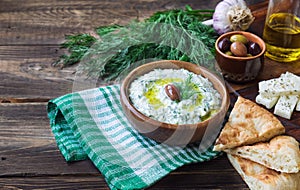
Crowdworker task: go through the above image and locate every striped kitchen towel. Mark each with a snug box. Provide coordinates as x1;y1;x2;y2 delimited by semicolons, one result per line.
47;84;221;190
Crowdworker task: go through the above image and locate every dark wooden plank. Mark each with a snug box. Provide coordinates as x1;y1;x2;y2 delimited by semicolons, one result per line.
0;176;110;190
0;44;75;100
0;45;61;60
0;0;221;45
0;159;246;190
0;169;246;190
0;103;100;176
0;71;73;101
0;0;266;45
153;156;247;189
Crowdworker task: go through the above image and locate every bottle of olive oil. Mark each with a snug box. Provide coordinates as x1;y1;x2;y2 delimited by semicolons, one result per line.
263;13;300;62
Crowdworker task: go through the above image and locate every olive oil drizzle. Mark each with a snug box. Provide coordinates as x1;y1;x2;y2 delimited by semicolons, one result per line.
144;78;182;109
144;76;206;112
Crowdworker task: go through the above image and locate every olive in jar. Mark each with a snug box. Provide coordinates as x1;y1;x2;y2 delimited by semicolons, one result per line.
248;42;262;56
230;34;248;44
218;38;231;52
230;42;248;57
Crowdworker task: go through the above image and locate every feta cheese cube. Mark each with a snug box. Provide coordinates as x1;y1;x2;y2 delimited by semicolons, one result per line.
296;98;300;111
280;71;300;80
255;94;279;109
274;95;298;119
258;72;300;97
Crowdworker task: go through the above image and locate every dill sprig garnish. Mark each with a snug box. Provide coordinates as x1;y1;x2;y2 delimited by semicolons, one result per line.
175;74;201;101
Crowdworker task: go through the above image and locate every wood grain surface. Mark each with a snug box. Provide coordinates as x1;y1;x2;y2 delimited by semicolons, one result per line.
1;0;299;189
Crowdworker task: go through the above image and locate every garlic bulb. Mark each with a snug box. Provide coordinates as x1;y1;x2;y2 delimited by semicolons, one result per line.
212;0;255;35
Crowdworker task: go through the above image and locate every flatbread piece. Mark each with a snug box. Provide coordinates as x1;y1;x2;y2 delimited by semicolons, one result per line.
225;135;300;173
213;96;285;151
227;154;300;190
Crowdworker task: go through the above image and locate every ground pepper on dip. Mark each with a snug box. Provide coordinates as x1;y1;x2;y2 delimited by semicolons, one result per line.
129;68;221;125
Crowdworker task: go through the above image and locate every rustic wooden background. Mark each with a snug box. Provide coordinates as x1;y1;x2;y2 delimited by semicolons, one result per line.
1;0;299;189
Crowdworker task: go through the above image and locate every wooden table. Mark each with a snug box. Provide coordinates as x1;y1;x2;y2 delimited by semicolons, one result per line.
1;0;299;189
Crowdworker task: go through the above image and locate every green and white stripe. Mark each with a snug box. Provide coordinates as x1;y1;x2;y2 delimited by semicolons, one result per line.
47;85;220;190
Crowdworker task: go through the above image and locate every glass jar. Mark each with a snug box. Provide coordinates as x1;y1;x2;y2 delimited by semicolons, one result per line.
263;0;300;62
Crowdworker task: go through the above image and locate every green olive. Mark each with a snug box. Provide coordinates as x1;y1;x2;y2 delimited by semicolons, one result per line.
230;34;248;44
225;51;233;56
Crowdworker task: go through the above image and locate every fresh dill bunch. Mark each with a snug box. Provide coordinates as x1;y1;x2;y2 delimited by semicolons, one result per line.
53;34;96;67
145;5;217;54
55;6;218;83
96;24;123;36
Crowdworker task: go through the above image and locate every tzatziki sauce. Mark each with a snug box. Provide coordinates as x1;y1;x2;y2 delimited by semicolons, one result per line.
129;68;221;124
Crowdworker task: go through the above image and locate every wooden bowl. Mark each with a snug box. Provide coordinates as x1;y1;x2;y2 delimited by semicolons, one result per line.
120;60;230;146
215;31;266;83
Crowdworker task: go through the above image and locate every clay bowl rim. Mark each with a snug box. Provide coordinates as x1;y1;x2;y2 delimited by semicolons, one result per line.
215;31;266;61
120;60;230;130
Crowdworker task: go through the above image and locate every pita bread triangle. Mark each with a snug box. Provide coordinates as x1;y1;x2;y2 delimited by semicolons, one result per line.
226;135;300;173
227;154;300;190
213;96;285;151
